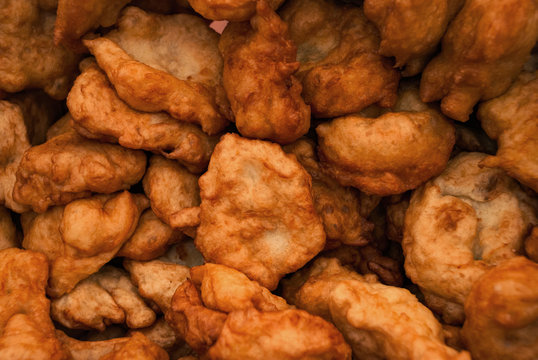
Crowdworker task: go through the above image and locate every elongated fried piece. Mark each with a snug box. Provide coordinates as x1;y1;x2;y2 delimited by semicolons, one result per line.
13;132;146;213
22;192;148;297
280;0;399;118
68;63;217;173
420;0;538;121
219;1;310;144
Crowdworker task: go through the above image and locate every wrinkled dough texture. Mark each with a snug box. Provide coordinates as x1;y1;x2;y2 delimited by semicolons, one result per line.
419;0;538;121
478;71;538;192
403;152;538;307
196;133;325;290
280;0;400;118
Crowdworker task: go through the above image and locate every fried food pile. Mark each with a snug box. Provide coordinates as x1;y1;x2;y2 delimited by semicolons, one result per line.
1;0;537;359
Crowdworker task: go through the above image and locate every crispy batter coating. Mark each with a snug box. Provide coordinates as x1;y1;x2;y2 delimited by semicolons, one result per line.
99;332;169;360
420;0;538;121
51;265;156;331
462;257;538;360
68;63;217;173
13;132;146;213
125;258;191;311
118;209;185;261
142;155;201;232
196;134;325;290
0;101;31;213
284;139;372;250
282;258;469;360
403;153;538;310
525;226;538;262
56;331;130;360
219;1;309;144
54;0;130;52
317;86;454;196
363;0;464;76
0;207;17;250
0;0;80;99
0;248;68;359
85;7;231;135
208;308;351;360
188;0;283;21
22;192;148;297
190;263;290;312
478;71;538;192
280;0;399;118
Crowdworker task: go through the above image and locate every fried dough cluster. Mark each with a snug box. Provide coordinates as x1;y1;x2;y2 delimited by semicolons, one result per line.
2;1;537;359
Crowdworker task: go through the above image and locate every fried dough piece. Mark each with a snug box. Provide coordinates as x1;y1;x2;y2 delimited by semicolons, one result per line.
363;0;464;76
317;86;454;195
280;0;399;118
284;139;372;249
85;7;230;135
51;266;156;331
187;0;283;21
159;239;205;269
282;258;470;360
0;248;68;359
0;207;17;250
0;0;80;99
402;152;538;312
219;1;310;144
133;318;185;354
196;134;325;290
56;331;130;360
54;0;130;52
22;192;148;297
47;113;76;140
13;132;146;213
68;63;217;173
99;332;169;360
142;155;201;232
118;209;185;261
525;226;538;262
478;71;538;192
0;101;31;213
420;0;538;121
462;257;538;360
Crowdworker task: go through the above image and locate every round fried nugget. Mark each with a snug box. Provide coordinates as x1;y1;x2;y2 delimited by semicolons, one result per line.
279;0;399;118
196;133;325;290
419;0;538;121
187;0;284;21
403;153;538;311
462;257;538;360
0;0;80;99
478;70;538;192
316;97;454;196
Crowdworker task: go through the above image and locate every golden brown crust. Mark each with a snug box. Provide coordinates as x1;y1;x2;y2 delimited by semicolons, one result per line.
13;132;146;213
462;257;538;360
280;0;399;118
219;1;310;144
196;133;325;290
99;332;169;360
419;0;538;121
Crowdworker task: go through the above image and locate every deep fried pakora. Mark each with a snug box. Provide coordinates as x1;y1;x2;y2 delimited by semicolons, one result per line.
279;0;399;118
317;85;454;196
56;331;130;360
99;332;169;360
284;139;372;250
0;248;68;359
68;62;217;174
187;0;283;21
85;7;231;135
462;257;538;360
363;0;464;76
22;192;148;297
478;70;538;192
196;134;325;290
54;0;130;52
13;132;146;213
282;258;470;360
403;153;538;317
0;0;80;99
420;0;538;121
219;1;309;144
51;265;156;331
142;155;201;233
